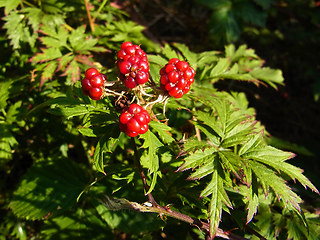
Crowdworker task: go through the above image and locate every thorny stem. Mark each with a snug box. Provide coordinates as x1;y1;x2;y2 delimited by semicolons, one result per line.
129;138;249;240
84;0;95;32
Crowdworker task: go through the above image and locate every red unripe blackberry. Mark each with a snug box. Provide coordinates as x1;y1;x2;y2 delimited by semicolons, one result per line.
85;68;99;79
119;103;150;137
90;75;104;88
81;78;91;91
176;61;189;71
121;41;133;49
135;113;148;125
168;71;179;83
125;46;136;55
184;68;194;79
117;49;126;59
128;103;142;114
160;75;169;85
142;110;151;123
119;61;131;75
120;112;132;124
165;82;175;91
138;61;149;72
125;129;139;138
127;118;141;132
123;76;137;89
160;59;195;98
166;64;176;73
169;58;179;64
135;71;149;85
117;41;150;88
81;68;106;100
139;124;149;134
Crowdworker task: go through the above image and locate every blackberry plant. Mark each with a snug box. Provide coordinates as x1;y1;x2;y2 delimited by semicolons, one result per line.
1;1;319;240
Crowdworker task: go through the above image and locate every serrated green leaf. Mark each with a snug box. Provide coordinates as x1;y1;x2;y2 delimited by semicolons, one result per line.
240;134;319;194
64;59;81;84
242;143;293;163
178;148;216;172
189;160;215;180
3;11;26;49
219;72;256;82
41;36;65;48
141;129;163;152
93;136;118;174
48;105;97;119
147;54;168;67
74;38;98;53
21;7;42;31
149;121;175;144
210;58;230;77
9;159;88;220
195;111;224;139
246;175;259;224
32;47;62;63
172;43;197;68
287;218;308;240
207;171;223;237
250;67;284;88
238;133;262;156
227;44;258;62
5;100;22;124
0;80;12;109
58;54;74;71
161;44;180;59
197;50;219;68
0;124;18;161
78;127;97;137
93;136;107;174
41;25;68;43
182;139;212;153
250;162;302;211
40;61;58;85
140;131;163;193
218;151;243;178
0;0;20;14
192;122;221;146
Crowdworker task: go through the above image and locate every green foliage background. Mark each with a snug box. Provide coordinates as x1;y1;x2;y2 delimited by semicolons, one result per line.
0;0;319;239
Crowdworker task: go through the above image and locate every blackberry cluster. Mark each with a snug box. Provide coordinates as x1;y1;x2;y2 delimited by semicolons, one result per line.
117;42;150;89
81;68;106;100
160;58;195;98
119;103;151;137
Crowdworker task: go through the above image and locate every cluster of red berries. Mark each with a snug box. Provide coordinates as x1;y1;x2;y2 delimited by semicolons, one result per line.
80;42;196;137
117;42;150;89
119;104;151;137
160;58;195;98
81;68;106;100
